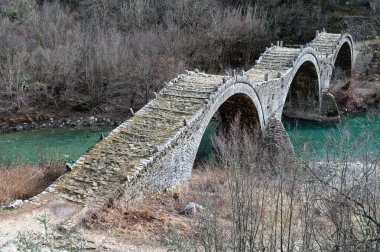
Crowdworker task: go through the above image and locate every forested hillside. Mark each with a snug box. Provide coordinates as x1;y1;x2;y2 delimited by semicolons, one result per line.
0;0;378;124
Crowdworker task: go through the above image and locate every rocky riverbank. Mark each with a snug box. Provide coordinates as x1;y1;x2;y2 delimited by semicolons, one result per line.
331;39;380;114
0;112;125;133
331;79;380;113
1;38;380;132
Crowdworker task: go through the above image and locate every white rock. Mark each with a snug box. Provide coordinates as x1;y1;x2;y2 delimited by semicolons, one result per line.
3;199;23;209
184;202;204;215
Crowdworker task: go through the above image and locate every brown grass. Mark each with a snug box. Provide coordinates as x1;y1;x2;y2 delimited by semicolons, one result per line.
0;158;65;204
84;159;380;251
83;168;225;244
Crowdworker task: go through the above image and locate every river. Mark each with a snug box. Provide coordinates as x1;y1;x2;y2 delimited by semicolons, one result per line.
0;113;379;164
198;113;380;161
0;127;112;164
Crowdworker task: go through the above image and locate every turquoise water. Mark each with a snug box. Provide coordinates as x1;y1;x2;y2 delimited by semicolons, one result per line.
0;114;379;165
197;113;380;161
0;127;112;164
284;114;380;160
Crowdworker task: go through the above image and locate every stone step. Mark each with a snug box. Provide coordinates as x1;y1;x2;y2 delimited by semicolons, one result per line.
138;114;181;122
163;92;209;100
266;51;299;56
163;88;210;98
175;81;220;89
144;105;191;117
262;54;298;60
148;105;193;116
160;98;206;107
312;44;336;50
314;37;339;41
318;34;340;39
259;59;294;66
255;64;292;71
150;102;204;114
180;75;223;85
59;194;85;205
261;56;296;62
169;87;216;94
311;40;338;46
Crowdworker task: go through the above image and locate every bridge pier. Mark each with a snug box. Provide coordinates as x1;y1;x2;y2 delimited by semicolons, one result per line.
320;91;340;123
282;91;340;123
263;117;294;170
282;109;340;123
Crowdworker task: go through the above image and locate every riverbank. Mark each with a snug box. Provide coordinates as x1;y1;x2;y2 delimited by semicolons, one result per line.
0;109;124;133
1;38;379;134
330;39;380;114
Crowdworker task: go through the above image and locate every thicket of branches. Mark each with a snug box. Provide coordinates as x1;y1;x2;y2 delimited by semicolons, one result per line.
0;0;271;115
167;118;380;251
0;0;373;115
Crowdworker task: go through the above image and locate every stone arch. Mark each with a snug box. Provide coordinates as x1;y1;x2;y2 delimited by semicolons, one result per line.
217;93;261;134
195;91;262;161
205;80;265;132
142;80;266;195
332;37;353;80
282;52;321;121
193;80;265;160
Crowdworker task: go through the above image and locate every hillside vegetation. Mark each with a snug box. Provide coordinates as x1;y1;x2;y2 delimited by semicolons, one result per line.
0;0;377;122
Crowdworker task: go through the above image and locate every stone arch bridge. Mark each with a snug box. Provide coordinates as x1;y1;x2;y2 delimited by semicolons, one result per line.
6;32;355;227
59;31;354;209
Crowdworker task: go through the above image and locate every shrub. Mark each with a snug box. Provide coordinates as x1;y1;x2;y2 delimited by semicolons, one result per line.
0;1;272;114
0;152;64;204
164;116;380;251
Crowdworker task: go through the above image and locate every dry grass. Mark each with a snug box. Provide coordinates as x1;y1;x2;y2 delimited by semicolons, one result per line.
83;160;380;251
83;165;301;249
0;157;65;204
83;168;227;243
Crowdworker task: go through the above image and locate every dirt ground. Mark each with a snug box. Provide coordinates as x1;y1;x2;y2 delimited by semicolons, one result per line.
0;168;221;251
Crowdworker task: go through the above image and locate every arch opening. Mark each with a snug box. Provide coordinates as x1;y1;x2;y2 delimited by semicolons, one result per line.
195;93;261;163
283;61;320;121
332;42;352;81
